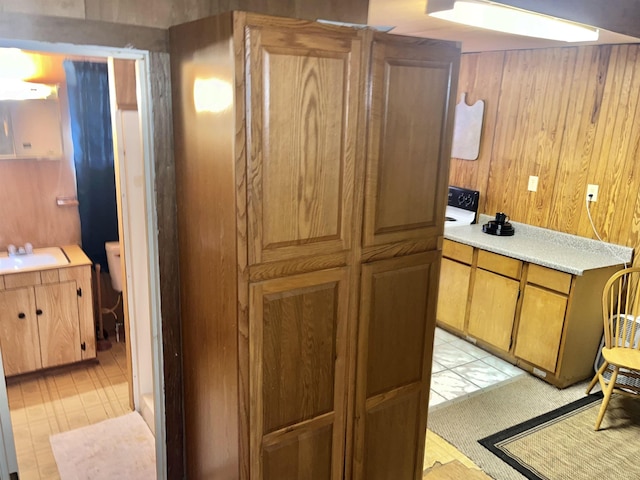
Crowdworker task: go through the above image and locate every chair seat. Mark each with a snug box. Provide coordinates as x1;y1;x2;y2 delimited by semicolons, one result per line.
602;347;640;371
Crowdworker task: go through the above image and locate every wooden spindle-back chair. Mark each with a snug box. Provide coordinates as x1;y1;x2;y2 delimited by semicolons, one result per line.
586;267;640;430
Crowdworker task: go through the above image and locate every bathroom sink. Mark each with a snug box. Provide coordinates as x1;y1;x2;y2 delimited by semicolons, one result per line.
0;247;70;274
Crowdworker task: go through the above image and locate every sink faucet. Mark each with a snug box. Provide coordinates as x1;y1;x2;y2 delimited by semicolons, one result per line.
8;243;33;256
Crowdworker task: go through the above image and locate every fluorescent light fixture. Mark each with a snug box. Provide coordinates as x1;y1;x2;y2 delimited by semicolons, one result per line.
0;80;56;100
427;0;599;42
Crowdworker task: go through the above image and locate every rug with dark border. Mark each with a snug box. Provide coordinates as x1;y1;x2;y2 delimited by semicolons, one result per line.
477;391;640;480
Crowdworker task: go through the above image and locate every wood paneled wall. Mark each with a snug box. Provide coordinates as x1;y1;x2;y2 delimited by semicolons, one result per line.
0;85;80;251
0;0;369;28
450;43;640;264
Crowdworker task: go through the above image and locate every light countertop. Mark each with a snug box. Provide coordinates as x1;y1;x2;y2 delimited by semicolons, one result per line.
444;215;633;275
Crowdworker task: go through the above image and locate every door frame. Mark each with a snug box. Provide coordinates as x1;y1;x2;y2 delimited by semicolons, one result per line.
0;37;168;479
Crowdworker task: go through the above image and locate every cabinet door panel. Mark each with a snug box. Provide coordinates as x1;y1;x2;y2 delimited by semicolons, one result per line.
250;268;349;480
363;37;460;247
515;285;567;372
437;258;471;332
364;390;422;480
0;288;41;375
10;99;63;157
468;269;519;350
246;26;362;265
35;282;81;369
263;424;332;480
354;252;439;480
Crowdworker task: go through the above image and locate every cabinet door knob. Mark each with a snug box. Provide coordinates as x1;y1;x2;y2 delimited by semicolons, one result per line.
18;312;25;319
36;309;43;316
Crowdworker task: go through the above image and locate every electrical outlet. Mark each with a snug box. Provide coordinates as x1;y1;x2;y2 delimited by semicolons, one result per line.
587;184;599;202
528;175;539;192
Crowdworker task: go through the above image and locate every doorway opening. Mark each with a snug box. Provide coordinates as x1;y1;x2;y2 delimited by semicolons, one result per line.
0;39;166;479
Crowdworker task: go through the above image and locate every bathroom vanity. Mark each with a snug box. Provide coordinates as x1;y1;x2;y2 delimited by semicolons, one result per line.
0;245;95;376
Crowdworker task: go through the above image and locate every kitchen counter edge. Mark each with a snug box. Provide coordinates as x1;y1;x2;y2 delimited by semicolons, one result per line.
444;216;633;276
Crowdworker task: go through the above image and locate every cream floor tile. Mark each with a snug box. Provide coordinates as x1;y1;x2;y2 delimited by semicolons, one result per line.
6;341;131;479
451;359;511;388
17;468;40;480
10;408;28;426
449;338;493;359
430;370;482;401
480;355;525;377
434;328;459;344
428;391;447;409
25;404;48;423
432;343;478;369
431;360;447;374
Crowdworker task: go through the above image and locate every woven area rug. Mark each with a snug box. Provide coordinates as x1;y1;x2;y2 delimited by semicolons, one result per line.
427;375;595;480
479;393;640;480
50;412;156;479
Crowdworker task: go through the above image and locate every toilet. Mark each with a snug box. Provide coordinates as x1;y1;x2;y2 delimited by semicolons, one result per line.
105;241;123;292
104;241;124;341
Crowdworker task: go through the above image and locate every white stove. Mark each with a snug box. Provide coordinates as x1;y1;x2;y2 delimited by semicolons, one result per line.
445;186;480;228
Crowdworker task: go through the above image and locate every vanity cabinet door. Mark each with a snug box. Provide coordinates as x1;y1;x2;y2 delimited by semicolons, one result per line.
467;269;519;351
35;282;82;369
0;288;42;376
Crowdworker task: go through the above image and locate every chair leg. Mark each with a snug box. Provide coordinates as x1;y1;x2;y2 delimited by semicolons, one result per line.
594;366;619;431
586;361;608;394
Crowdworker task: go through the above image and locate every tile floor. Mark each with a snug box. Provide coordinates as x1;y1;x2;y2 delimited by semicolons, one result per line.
5;342;131;480
429;327;525;410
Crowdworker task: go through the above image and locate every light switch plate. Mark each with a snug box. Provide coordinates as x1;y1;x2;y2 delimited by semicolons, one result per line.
528;175;539;192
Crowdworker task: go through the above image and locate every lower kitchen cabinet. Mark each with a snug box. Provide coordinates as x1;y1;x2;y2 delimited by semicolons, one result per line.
467;269;519;351
436;240;473;332
437;239;623;387
514;284;567;373
467;249;522;351
0;262;94;376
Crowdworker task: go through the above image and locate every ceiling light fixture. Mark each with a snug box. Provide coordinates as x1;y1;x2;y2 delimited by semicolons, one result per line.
0;80;55;101
426;0;599;42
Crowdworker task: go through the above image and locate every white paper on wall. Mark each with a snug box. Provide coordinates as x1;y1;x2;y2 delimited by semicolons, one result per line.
451;93;485;161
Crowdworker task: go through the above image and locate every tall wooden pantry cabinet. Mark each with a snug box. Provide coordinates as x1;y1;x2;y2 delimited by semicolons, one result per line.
170;12;460;480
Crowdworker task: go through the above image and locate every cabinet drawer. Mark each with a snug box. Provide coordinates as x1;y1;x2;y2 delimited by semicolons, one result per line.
442;239;473;264
477;250;522;279
4;272;41;289
40;269;60;284
526;264;572;294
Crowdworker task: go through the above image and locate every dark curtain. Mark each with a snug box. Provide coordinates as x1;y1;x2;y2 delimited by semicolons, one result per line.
63;60;118;271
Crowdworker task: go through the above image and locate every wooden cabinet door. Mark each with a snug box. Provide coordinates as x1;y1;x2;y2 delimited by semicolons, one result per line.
437;258;471;332
353;252;439;480
468;269;519;351
10;99;63;157
362;35;460;248
249;268;349;480
35;282;81;369
0;288;42;375
246;23;362;265
0;103;13;156
515;285;568;373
